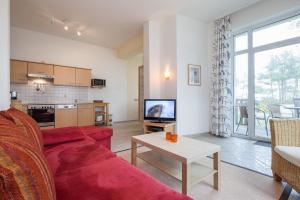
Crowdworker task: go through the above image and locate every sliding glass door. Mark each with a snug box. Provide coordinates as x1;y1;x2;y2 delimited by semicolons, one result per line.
233;13;300;141
233;36;248;136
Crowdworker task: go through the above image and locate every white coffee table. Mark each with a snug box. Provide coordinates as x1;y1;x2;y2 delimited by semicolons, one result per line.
131;132;221;195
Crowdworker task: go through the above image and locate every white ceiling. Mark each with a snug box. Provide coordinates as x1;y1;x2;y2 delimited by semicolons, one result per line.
11;0;260;49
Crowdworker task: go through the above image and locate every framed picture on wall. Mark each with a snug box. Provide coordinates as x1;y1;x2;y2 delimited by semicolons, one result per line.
188;64;201;86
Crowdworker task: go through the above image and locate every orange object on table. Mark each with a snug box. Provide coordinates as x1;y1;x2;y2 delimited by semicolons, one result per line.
170;134;177;142
166;132;172;141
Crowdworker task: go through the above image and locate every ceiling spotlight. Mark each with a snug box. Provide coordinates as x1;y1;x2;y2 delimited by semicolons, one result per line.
64;26;69;31
76;31;82;36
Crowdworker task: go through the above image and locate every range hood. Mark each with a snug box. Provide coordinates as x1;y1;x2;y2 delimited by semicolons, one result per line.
28;73;55;79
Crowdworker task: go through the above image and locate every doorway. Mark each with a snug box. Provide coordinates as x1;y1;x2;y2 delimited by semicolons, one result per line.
138;66;144;121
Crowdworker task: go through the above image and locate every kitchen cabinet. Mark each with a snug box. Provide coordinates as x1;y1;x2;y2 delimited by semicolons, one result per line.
10;60;28;84
55;108;78;128
77;103;94;126
76;68;91;87
54;66;76;86
28;62;54;76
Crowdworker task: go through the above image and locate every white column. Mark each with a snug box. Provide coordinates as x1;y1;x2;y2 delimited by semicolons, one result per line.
143;21;151;99
143;21;161;99
0;0;10;110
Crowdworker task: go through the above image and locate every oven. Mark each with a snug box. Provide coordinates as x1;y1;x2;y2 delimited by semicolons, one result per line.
27;104;55;127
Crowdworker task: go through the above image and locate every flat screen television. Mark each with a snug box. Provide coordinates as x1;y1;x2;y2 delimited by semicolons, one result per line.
144;99;176;122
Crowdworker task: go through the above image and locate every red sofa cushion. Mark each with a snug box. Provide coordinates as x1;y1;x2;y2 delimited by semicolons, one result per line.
3;108;44;151
80;126;113;140
42;126;85;146
44;138;116;176
54;157;191;200
0;115;56;200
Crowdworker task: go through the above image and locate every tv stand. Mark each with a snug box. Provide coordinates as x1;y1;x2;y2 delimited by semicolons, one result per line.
150;121;166;123
143;121;176;134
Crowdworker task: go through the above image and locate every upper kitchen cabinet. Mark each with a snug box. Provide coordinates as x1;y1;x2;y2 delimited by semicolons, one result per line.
76;68;91;87
53;66;76;86
10;60;28;84
28;62;54;76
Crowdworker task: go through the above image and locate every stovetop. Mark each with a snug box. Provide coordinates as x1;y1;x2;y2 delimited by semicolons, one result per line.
27;104;56;109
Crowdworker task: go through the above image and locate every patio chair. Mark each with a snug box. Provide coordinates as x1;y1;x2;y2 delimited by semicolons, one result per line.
270;119;300;195
255;108;269;136
268;104;282;118
294;98;300;107
293;98;300;117
235;106;269;136
268;104;293;119
235;106;248;135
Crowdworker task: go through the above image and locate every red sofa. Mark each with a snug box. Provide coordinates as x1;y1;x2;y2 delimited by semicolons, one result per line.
42;126;192;200
0;108;191;199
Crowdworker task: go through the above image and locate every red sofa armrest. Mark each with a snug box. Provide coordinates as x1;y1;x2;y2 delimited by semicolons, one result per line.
79;126;113;150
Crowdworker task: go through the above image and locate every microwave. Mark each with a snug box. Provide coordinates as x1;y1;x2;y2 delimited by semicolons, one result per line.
91;79;106;87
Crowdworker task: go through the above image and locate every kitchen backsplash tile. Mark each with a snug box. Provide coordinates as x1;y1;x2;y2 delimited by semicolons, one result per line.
11;79;89;104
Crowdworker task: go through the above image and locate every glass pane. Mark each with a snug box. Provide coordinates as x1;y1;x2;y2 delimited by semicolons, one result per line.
253;15;300;47
234;53;248;135
254;43;300;139
234;32;248;52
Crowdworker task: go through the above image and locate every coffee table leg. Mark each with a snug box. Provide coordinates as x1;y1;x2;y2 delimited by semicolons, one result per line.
213;152;220;190
182;162;188;195
131;140;137;166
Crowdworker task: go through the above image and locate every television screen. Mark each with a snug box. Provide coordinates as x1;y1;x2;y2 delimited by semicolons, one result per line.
144;99;176;121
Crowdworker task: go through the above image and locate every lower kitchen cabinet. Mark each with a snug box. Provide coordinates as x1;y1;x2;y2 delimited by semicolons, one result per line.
55;108;78;128
77;103;94;126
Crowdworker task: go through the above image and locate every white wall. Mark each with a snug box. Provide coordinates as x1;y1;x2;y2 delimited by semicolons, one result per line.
143;0;300;134
143;16;178;100
143;15;210;135
11;27;128;122
159;16;178;99
143;21;161;99
0;0;10;110
231;0;300;30
176;15;210;135
126;53;143;120
117;34;143;59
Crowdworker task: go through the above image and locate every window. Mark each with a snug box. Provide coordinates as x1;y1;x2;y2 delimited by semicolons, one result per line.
234;32;248;51
253;15;300;47
233;13;300;140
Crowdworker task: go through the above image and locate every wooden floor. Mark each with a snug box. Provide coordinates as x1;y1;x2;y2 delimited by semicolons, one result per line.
111;121;300;199
111;121;143;152
118;147;284;200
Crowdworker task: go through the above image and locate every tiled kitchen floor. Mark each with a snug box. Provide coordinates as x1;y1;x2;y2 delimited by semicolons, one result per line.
112;121;272;176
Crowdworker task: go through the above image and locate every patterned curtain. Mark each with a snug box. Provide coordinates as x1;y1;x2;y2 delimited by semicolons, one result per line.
211;16;232;137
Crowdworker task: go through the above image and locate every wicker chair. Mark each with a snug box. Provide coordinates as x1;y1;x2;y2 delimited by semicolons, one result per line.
270;119;300;193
